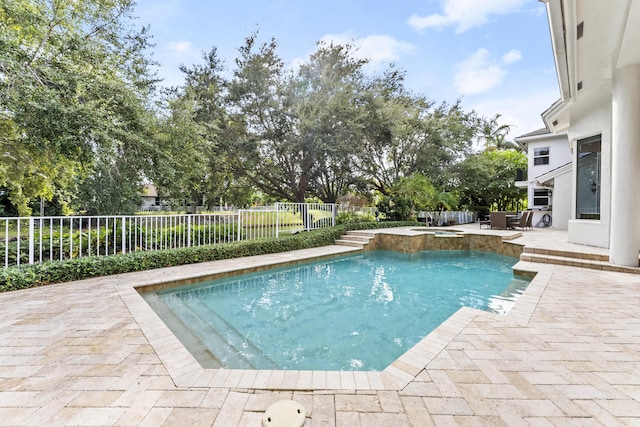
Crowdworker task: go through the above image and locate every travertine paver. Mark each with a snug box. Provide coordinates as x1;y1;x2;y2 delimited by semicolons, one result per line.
0;226;640;425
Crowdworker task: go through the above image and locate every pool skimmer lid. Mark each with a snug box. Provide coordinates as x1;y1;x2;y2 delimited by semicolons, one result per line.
262;400;306;427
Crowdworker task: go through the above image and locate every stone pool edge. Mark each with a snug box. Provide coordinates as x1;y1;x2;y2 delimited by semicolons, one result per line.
116;230;548;392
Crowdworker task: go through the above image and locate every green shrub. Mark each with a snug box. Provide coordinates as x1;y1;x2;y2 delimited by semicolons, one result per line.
336;211;376;224
154;223;243;246
0;221;418;292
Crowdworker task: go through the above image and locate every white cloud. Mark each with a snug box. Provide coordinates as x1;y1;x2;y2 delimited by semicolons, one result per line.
408;0;527;33
166;41;193;54
357;35;417;63
454;48;506;95
319;33;416;65
501;49;522;65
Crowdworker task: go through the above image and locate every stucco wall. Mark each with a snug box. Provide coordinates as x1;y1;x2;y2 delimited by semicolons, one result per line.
551;170;572;230
372;231;524;258
566;81;612;248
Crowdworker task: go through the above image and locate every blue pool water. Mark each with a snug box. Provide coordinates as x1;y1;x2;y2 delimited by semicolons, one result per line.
143;250;529;371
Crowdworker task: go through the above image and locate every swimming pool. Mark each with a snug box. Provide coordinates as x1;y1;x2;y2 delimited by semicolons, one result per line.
142;250;529;371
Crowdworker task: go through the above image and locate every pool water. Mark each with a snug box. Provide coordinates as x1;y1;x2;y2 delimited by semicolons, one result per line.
143;250;529;371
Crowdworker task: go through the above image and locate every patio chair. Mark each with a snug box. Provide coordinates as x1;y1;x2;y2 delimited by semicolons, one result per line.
510;211;530;230
526;210;534;230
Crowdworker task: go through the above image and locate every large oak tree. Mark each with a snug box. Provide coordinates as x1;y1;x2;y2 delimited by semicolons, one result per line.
1;0;157;215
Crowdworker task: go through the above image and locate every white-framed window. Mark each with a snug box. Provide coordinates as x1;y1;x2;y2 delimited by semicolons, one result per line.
576;135;601;220
534;147;550;165
533;189;550;206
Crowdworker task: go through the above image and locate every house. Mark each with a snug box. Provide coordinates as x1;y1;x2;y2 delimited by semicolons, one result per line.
140;184;163;211
540;0;640;266
514;128;572;229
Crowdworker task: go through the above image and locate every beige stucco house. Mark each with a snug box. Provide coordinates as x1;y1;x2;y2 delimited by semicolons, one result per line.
540;0;640;266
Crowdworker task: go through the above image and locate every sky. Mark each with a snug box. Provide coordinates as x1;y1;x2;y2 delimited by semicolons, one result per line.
134;0;560;139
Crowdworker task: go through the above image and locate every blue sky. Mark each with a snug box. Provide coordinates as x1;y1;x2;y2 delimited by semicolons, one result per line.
134;0;560;138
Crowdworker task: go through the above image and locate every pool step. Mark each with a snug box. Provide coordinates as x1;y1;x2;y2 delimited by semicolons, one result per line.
522;247;608;262
334;231;376;249
520;247;640;274
189;300;281;369
164;298;280;369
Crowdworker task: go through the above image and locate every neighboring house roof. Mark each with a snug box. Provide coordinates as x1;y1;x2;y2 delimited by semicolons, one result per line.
516;127;550;139
513;127;567;150
143;184;158;198
514;127;550;151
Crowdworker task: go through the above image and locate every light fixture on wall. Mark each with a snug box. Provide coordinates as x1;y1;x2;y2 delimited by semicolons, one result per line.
590;180;597;194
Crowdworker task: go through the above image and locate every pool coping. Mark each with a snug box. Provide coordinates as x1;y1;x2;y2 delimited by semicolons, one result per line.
116;231;549;392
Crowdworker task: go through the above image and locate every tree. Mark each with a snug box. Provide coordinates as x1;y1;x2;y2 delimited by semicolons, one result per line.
356;72;427;195
0;0;157;215
455;149;527;212
386;173;459;223
356;79;483;195
228;33;307;202
416;101;483;187
295;42;367;203
228;36;373;203
76;158;143;215
392;173;435;213
481;114;521;152
151;48;232;213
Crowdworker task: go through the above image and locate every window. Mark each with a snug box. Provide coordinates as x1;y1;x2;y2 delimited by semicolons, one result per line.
576;135;601;220
533;189;549;207
534;147;550;165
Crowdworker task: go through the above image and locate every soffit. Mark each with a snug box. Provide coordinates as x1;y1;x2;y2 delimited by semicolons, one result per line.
574;1;630;95
617;1;640;68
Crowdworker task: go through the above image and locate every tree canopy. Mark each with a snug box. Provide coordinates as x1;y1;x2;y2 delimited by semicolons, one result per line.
1;0;157;215
1;10;525;216
455;149;527;212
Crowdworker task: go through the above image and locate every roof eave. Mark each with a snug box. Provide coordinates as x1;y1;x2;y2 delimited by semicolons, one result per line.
541;0;572;102
534;161;573;184
541;99;570;133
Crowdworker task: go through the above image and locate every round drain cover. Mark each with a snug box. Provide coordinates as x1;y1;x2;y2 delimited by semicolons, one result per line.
262;400;306;427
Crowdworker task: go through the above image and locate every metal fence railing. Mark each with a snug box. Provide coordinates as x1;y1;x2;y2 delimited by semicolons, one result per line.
417;211;477;226
1;203;337;268
2;204;477;268
275;202;336;236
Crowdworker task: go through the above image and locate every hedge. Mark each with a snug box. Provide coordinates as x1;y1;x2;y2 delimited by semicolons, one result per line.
0;221;419;292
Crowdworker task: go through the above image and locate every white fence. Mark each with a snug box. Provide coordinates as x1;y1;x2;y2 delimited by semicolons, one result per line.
1;203;336;268
417;211;477;226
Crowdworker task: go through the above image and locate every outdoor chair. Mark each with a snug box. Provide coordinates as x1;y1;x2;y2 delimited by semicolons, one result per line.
510;211;530;230
526;210;534;230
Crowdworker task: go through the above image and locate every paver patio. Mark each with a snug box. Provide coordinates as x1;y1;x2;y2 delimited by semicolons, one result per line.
1;225;639;426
